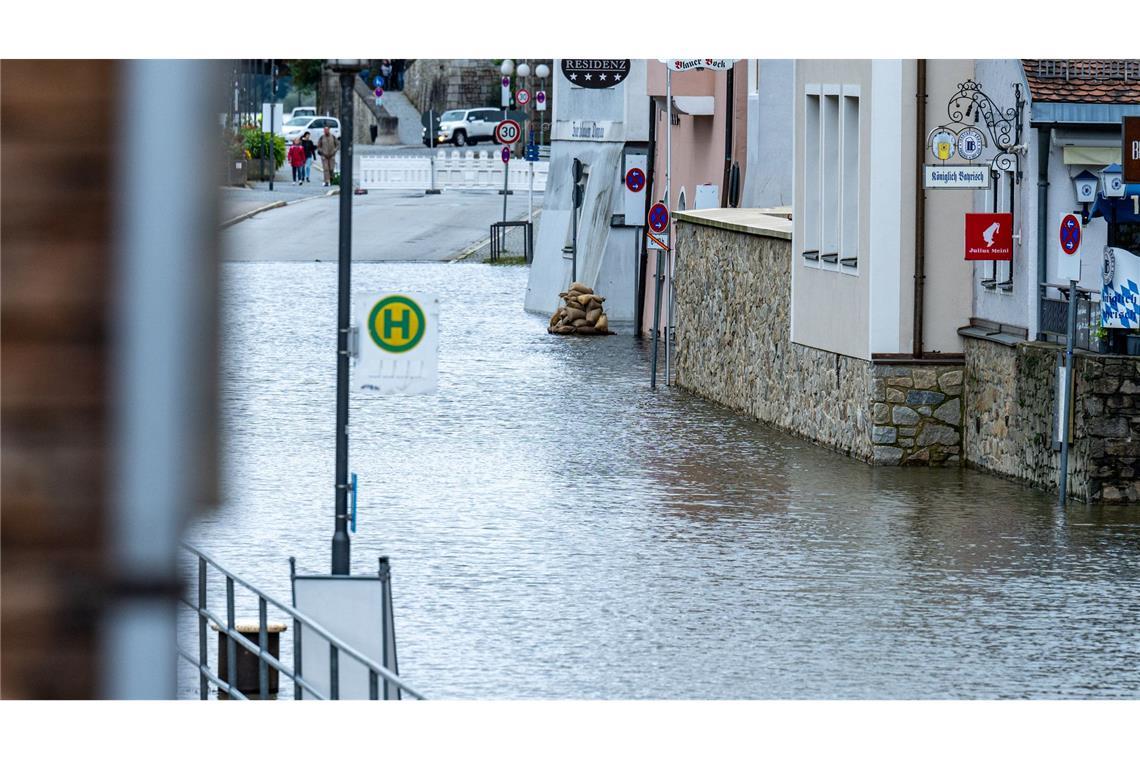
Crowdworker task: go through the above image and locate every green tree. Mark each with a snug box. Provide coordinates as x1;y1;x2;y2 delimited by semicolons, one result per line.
288;59;323;94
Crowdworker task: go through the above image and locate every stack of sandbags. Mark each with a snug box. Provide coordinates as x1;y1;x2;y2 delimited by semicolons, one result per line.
548;282;613;336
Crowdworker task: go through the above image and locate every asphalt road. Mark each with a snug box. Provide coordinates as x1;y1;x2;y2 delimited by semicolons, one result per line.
222;188;539;262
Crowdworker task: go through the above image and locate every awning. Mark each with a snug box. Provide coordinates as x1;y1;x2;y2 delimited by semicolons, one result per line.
671;96;715;116
1052;126;1123;165
1091;184;1140;223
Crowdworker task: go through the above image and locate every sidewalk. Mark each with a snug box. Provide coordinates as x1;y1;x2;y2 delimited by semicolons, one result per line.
222;157;338;224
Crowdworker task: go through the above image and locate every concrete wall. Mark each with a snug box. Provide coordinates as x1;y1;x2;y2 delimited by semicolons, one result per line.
403;59;499;114
742;60;794;209
964;336;1140;502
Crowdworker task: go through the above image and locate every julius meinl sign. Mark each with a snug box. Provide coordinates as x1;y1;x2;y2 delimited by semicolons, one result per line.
560;59;630;89
924;164;990;189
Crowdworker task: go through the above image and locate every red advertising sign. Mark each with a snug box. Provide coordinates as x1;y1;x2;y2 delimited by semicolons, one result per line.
964;213;1013;261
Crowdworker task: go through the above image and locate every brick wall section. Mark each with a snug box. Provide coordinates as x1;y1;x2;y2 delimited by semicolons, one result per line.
965;337;1140;503
1;60;117;697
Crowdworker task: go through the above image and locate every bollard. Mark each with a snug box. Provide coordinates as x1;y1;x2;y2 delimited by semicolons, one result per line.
212;619;288;697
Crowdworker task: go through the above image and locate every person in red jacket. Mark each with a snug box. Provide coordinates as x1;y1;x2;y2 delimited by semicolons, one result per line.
287;137;306;185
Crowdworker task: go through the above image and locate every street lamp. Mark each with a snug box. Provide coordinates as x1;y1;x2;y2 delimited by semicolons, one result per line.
325;58;364;575
535;63;550;146
517;62;530;78
500;59;515;76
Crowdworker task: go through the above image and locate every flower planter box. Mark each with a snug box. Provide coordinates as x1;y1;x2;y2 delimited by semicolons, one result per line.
245;157;279;182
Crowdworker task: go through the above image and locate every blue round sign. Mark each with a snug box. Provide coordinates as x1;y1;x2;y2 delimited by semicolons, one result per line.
373;75;383;88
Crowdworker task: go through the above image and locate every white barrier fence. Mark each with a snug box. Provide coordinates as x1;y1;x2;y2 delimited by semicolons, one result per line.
359;150;548;192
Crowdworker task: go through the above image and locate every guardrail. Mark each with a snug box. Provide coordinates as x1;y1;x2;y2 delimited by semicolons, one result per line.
178;542;424;700
360;150;548;192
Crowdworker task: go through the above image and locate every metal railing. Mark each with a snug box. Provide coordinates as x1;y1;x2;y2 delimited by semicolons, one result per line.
178;542;424;700
489;221;533;264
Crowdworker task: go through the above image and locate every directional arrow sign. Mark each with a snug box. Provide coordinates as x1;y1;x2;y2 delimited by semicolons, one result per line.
1057;213;1082;280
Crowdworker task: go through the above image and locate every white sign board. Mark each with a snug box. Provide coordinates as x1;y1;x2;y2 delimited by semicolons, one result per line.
1056;213;1082;282
293;574;400;699
660;58;737;71
355;292;439;394
924;165;990;188
261;102;284;134
1101;246;1140;328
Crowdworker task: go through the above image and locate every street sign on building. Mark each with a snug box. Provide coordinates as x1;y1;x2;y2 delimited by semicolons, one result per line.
355;293;438;395
1056;213;1083;281
1125;116;1140;184
661;59;737;71
535;90;546;111
625;167;645;193
494;119;521;145
964;212;1012;261
924;165;990;189
1102;246;1140;328
560;59;630;89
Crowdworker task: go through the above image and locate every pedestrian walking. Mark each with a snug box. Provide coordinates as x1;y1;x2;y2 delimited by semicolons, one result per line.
300;131;317;183
287;137;306;185
317;125;339;187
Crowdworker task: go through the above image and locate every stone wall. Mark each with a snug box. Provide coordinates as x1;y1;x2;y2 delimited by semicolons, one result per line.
869;363;964;465
673;217;873;461
673;214;965;468
404;59;500;114
964;336;1140;503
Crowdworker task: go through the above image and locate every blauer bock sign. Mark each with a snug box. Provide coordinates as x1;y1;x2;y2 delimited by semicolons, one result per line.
560;59;630;89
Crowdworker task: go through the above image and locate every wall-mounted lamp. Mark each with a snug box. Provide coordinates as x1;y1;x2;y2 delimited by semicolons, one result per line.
1073;169;1098;223
1101;163;1125;198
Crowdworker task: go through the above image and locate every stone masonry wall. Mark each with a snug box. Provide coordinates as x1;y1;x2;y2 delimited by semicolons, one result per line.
869;364;964;465
404;59;500;115
965;337;1140;503
673;220;874;461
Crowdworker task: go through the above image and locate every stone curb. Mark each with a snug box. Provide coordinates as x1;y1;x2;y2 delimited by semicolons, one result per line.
220;188;339;229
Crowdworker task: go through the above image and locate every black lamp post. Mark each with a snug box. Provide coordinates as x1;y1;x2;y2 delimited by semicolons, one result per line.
327;59;363;575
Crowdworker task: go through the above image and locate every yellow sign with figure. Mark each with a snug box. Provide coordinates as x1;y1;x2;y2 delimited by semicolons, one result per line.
356;292;438;394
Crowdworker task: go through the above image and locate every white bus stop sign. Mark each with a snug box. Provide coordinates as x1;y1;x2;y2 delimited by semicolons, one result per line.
355;292;438;394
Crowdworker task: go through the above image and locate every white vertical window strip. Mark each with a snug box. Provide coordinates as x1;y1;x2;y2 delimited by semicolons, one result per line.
998;170;1013;291
803;89;821;268
840;93;860;275
821;91;840;270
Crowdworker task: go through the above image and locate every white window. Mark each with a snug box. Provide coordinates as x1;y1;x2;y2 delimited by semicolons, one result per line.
802;85;860;274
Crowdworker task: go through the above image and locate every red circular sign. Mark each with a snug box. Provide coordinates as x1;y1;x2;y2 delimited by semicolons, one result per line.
625;167;645;193
501;147;510;164
648;202;669;233
1059;213;1082;256
516;89;530;106
495;119;522;145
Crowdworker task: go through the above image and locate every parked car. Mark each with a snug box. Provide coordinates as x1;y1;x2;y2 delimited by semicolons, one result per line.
422;108;505;147
282;115;340;144
288;106;316;121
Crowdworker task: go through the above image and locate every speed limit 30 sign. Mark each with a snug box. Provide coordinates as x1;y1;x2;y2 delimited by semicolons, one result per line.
495;119;522;145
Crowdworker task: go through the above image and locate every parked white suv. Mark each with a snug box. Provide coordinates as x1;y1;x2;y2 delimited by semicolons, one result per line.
282;115;340;143
425;108;504;147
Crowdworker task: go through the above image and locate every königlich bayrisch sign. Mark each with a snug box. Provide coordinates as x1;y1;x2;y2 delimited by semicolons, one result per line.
560;59;630;89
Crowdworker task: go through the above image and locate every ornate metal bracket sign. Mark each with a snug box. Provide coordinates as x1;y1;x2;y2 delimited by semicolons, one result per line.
928;79;1025;181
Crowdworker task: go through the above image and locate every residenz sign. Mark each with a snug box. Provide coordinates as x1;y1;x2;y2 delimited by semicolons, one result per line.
560;59;630;89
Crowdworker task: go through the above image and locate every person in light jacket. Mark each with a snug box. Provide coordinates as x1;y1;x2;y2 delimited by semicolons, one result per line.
317;126;339;187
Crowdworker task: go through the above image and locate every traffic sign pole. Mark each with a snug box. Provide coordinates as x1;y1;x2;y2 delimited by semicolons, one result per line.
1059;278;1077;507
664;66;673;387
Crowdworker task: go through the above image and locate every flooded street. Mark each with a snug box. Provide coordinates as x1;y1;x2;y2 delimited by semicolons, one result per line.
182;260;1140;699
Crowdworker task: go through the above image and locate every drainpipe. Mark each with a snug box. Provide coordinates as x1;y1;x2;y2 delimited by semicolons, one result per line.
637;98;658;337
722;65;735;207
913;59;927;359
1036;125;1051;340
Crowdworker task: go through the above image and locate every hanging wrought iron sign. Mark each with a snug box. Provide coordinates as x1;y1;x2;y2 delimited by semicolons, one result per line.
560;59;630;89
924;79;1025;189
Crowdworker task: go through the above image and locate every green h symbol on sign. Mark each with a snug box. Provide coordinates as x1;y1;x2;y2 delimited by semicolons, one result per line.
384;306;411;341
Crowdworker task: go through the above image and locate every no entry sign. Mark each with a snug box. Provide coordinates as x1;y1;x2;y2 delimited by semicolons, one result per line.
625;167;645;193
964;213;1012;261
648;202;669;233
1057;213;1083;280
495;119;521;145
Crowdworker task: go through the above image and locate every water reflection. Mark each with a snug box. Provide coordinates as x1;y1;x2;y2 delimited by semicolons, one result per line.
179;261;1140;699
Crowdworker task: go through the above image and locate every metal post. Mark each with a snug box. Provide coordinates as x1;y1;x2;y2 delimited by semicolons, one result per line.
198;557;207;699
571;178;578;283
268;60;276;191
332;71;354;576
427;109;439;195
665;247;674;386
650;248;664;389
1058;280;1078;506
528;158;534;222
539;78;546;145
502;153;509;223
664;67;673;385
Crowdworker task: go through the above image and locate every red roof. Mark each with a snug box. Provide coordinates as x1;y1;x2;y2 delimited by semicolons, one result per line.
1022;60;1140;104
